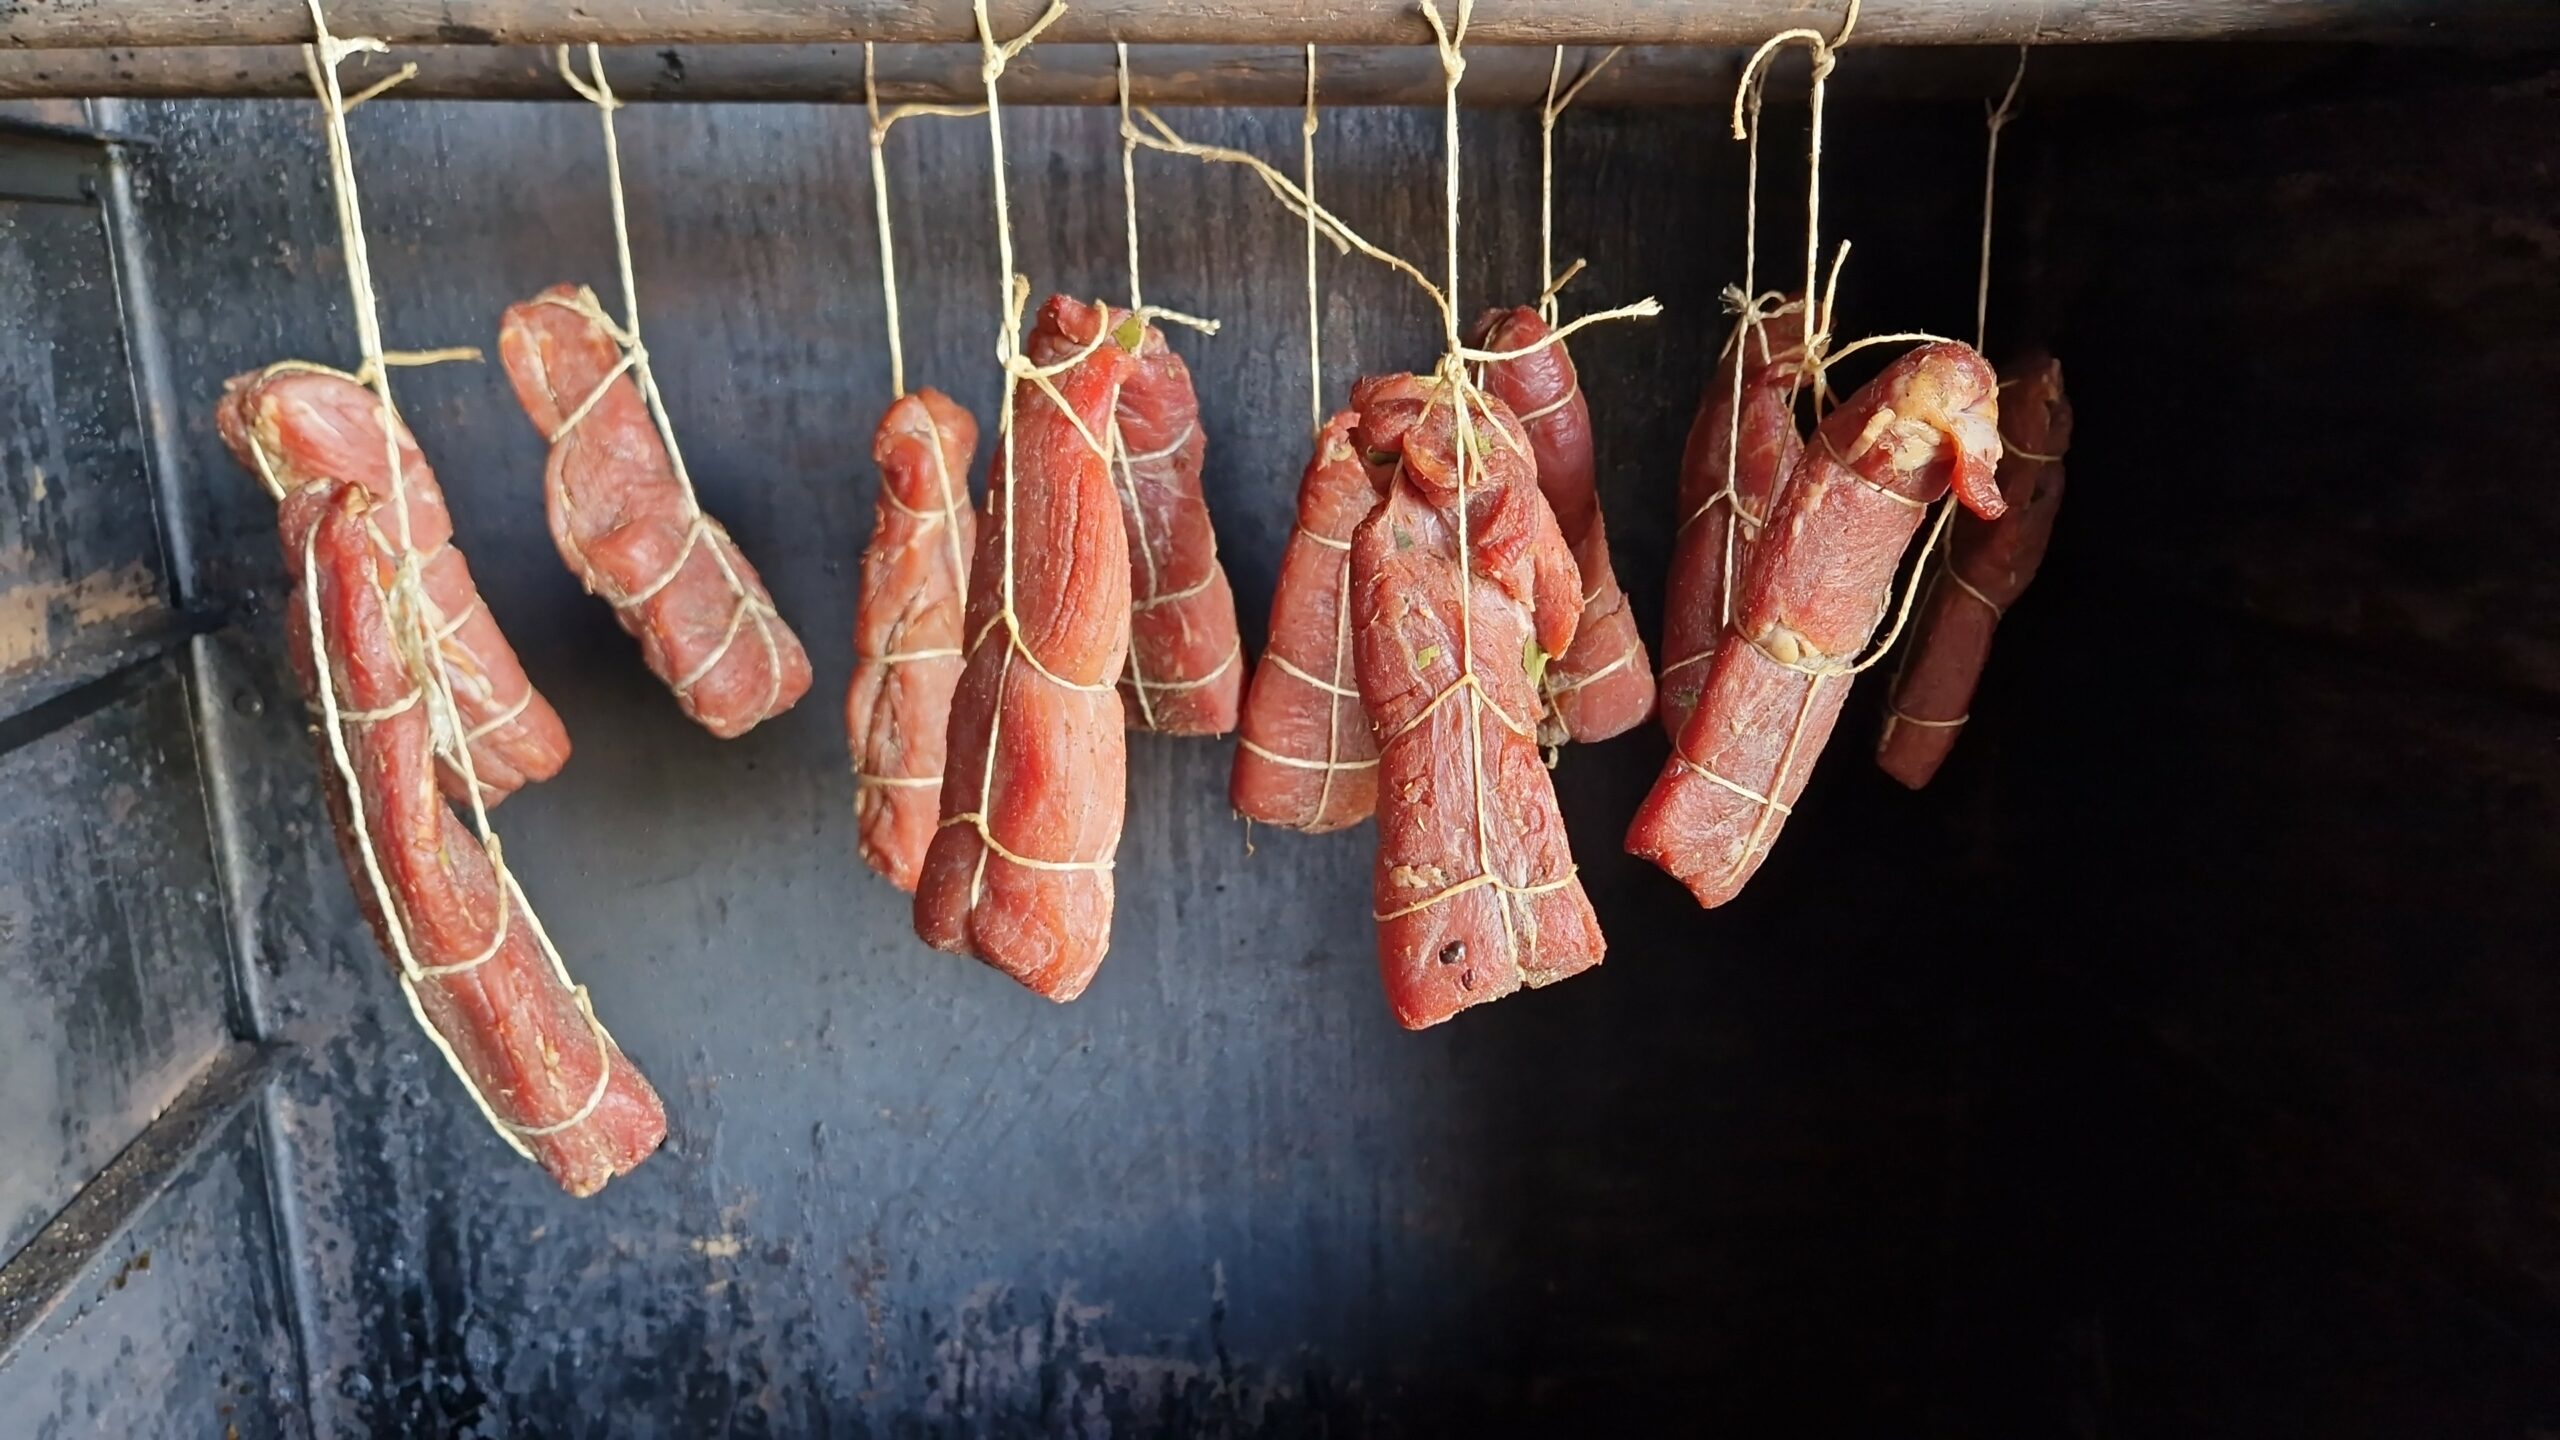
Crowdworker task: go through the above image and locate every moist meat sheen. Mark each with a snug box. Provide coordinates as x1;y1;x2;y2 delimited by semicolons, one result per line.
1877;354;2073;788
499;283;812;739
1351;372;1605;1030
1468;307;1654;743
1229;410;1382;832
848;388;980;890
1108;308;1244;736
287;482;665;1197
1628;342;2007;908
219;363;570;806
914;297;1138;1001
1657;299;1808;740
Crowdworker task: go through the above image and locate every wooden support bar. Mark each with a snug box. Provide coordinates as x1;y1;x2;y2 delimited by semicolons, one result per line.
0;43;1748;106
4;0;2549;52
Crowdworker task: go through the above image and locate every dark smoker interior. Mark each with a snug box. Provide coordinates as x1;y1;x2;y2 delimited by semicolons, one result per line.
1;34;2555;1438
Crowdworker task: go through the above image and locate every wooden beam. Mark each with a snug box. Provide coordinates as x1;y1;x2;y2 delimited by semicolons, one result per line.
4;0;2549;51
0;44;1752;106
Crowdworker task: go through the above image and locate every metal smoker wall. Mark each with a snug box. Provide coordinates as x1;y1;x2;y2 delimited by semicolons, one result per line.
0;92;1999;1435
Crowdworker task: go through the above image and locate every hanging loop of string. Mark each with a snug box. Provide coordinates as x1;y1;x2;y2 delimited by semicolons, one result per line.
1537;43;1621;326
1976;45;2030;352
299;0;616;1152
861;45;985;399
1303;44;1323;443
1730;0;1861;417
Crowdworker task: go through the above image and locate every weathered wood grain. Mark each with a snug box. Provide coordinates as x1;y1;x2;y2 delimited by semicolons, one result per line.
10;0;2553;50
0;667;234;1263
0;181;178;716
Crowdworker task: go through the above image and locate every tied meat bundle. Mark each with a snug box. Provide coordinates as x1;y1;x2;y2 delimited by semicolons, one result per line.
1657;298;1809;740
1469;307;1654;743
1629;342;2007;908
286;482;665;1197
1229;410;1382;832
1352;372;1605;1029
219;363;570;806
915;297;1138;1001
1108;308;1244;736
499;284;812;738
847;389;981;890
1878;354;2073;788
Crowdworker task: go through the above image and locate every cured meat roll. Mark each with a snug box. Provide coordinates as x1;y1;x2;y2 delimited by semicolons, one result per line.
288;482;665;1197
1469;306;1653;744
219;363;569;806
1229;410;1382;832
847;388;979;890
499;283;812;739
1657;298;1808;740
1877;353;2072;788
1108;308;1244;736
915;297;1139;1001
1351;372;1605;1030
1628;342;2006;908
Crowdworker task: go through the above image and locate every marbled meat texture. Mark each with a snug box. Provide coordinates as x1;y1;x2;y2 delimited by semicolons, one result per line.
1877;353;2073;789
287;483;666;1197
915;297;1138;1001
1230;409;1382;832
1108;308;1244;736
1628;342;2006;908
1657;299;1808;740
1469;306;1654;744
498;283;812;739
1351;372;1605;1030
218;363;569;806
848;388;980;889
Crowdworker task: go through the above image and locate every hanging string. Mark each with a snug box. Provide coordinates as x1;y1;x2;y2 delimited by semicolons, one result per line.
1304;44;1322;443
1537;44;1622;326
1117;42;1144;314
299;0;613;1153
1729;0;1860;419
544;43;788;718
1976;46;2029;351
860;46;984;400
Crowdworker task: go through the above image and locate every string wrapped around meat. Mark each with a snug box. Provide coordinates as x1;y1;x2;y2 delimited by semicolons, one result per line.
1877;353;2072;788
847;388;979;889
498;283;812;738
1108;307;1244;736
1657;298;1808;740
1468;306;1653;743
219;362;569;806
914;296;1138;1001
1229;410;1382;832
1629;342;2006;908
287;482;665;1196
1351;371;1604;1030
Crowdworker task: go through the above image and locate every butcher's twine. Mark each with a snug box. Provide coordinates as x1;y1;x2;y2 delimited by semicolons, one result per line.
543;43;786;724
297;0;618;1160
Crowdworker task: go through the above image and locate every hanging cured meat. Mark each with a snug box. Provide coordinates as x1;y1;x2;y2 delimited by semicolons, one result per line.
1657;299;1809;740
1230;410;1382;832
1877;353;2072;788
286;482;665;1196
1351;372;1605;1029
498;284;813;739
1468;306;1654;744
219;363;570;806
847;389;980;890
915;296;1139;1001
1628;342;2006;908
1108;308;1244;736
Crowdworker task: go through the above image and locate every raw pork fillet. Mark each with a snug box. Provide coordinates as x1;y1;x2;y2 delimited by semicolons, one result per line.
915;297;1138;1001
1229;410;1382;832
1351;372;1605;1030
848;388;979;889
287;482;665;1196
1469;306;1653;743
219;362;569;806
499;283;812;738
1628;342;2005;908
